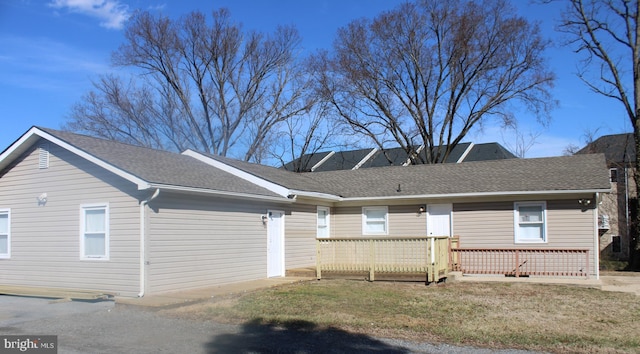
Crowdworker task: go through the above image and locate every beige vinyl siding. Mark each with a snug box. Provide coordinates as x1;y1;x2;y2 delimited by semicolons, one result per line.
0;140;142;296
284;203;316;269
147;195;317;294
453;199;597;275
333;205;426;237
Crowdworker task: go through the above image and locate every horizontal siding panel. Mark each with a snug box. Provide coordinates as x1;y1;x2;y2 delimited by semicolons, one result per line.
147;194;315;294
0;141;142;297
333;205;426;237
453;199;597;276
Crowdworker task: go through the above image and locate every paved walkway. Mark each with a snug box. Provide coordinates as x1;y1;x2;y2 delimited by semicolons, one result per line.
116;272;640;310
116;276;314;309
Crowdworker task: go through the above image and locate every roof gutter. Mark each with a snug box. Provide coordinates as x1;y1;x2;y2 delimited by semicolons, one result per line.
139;188;160;297
340;188;612;202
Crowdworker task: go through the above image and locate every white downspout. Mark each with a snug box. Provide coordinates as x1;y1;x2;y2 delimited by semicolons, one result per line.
139;189;160;297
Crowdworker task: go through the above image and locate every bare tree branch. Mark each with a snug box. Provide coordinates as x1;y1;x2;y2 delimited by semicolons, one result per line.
313;0;555;164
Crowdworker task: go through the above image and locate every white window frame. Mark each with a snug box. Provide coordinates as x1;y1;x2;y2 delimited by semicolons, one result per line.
317;206;330;238
514;201;547;244
80;203;109;260
0;209;10;259
362;206;388;235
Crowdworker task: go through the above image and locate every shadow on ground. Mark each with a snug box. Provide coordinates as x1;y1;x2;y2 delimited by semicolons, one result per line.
205;318;409;353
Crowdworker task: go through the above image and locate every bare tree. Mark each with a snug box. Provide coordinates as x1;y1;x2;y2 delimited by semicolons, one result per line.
558;0;640;267
65;9;314;163
501;122;543;158
312;0;555;164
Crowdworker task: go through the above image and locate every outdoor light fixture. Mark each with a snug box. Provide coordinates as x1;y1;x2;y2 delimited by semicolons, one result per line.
37;193;48;206
417;205;425;215
578;198;592;206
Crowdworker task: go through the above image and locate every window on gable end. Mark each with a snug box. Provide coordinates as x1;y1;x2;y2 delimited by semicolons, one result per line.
80;204;109;260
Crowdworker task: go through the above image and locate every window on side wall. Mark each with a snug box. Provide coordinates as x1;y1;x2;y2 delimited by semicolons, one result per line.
362;206;388;235
317;206;330;238
80;204;109;260
0;209;10;259
514;202;547;243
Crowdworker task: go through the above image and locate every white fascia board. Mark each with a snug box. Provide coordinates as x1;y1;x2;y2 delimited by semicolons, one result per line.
402;145;425;166
341;188;612;202
456;143;474;163
311;151;335;171
181;150;290;198
353;148;378;170
288;189;343;201
149;183;295;203
1;127;151;189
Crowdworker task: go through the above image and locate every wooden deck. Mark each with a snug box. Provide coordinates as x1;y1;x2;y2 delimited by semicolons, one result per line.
315;236;453;283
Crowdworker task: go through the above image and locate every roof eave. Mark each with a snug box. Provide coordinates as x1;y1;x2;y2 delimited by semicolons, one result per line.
182;150;291;198
148;183;295;203
287;189;343;201
340;188;612;202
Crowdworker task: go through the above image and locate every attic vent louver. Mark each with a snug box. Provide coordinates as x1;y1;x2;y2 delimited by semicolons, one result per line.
39;143;49;169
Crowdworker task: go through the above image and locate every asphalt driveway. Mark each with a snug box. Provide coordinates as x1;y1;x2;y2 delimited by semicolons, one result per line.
0;295;543;354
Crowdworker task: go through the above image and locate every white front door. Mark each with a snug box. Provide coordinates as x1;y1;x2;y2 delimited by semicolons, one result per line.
267;210;285;277
427;204;452;237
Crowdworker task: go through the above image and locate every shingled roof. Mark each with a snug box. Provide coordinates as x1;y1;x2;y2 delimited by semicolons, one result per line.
282;142;517;172
0;127;284;199
202;152;610;199
576;133;636;165
303;154;610;198
1;127;611;202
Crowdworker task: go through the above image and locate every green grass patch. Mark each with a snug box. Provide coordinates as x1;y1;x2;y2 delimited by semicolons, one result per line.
170;280;640;353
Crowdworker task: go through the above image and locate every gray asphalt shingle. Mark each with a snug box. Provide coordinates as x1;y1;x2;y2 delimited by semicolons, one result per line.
35;128;611;200
40;128;283;198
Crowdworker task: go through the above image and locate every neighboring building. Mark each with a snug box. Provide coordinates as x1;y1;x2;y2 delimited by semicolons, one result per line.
0;127;610;297
283;142;517;172
577;133;636;262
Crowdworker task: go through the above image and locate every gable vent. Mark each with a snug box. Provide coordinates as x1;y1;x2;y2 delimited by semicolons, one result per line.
38;143;49;169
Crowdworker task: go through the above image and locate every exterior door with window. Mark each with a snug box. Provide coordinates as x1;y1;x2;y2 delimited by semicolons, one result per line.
267;210;285;277
427;204;452;237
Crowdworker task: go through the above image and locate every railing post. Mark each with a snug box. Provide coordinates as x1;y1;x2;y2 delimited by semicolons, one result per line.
515;249;520;278
585;250;590;279
369;239;375;281
316;239;322;280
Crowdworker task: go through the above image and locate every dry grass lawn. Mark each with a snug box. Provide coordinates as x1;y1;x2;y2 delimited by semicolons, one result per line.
166;279;640;353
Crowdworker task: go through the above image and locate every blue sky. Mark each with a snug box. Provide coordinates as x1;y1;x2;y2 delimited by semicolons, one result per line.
0;0;631;158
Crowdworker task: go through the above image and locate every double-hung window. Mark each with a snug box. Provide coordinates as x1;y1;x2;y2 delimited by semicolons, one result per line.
362;206;388;235
317;206;330;238
514;202;546;243
81;204;109;260
0;209;10;259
